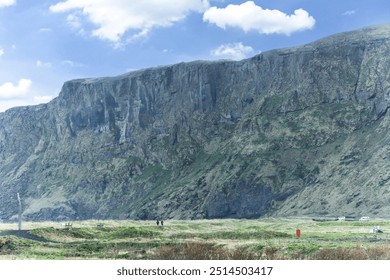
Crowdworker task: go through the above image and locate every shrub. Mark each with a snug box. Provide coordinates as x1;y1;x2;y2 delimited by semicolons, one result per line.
312;246;368;260
183;242;227;260
154;242;259;260
154;244;183;260
264;247;279;259
0;237;16;253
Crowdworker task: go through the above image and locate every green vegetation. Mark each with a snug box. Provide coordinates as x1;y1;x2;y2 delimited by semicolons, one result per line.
1;218;390;260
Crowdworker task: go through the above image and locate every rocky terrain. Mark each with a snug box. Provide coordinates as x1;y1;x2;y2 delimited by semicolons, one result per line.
0;24;389;221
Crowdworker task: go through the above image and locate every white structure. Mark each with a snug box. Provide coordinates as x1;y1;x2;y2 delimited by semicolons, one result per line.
370;226;381;233
359;216;370;221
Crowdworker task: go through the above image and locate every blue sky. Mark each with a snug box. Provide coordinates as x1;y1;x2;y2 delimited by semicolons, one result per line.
0;0;389;112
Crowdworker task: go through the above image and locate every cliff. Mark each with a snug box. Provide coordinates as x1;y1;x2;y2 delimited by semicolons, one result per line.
0;24;389;221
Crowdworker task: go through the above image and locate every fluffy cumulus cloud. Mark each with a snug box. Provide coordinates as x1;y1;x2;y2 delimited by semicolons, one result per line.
203;1;315;35
211;42;254;60
0;0;15;8
50;0;210;44
0;79;32;99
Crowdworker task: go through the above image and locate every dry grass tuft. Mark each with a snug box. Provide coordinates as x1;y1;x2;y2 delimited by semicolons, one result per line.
313;245;390;260
154;242;259;260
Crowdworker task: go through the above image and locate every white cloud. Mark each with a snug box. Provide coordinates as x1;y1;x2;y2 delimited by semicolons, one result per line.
36;60;52;68
0;79;32;100
342;10;356;16
66;13;84;31
203;1;315;35
0;47;4;57
0;0;15;8
66;13;80;28
211;42;254;60
50;0;210;45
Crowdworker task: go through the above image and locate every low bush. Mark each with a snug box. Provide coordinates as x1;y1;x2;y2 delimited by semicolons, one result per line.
0;237;16;253
154;242;259;260
312;245;390;260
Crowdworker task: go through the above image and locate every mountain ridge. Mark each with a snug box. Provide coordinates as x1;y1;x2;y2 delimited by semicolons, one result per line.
0;23;389;221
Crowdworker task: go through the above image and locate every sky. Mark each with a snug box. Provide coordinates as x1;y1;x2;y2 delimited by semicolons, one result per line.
0;0;389;112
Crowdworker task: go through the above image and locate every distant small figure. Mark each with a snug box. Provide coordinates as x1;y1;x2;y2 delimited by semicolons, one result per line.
156;220;159;226
161;220;164;226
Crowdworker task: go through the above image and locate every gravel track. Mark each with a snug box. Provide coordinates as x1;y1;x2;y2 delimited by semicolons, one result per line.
0;230;54;243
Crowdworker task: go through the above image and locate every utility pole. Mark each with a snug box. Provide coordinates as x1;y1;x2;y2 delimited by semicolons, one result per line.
17;192;22;231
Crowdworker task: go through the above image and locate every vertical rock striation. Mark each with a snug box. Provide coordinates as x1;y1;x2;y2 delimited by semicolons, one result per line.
0;24;389;221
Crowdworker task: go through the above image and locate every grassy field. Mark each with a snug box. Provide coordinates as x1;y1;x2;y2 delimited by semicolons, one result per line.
0;218;390;260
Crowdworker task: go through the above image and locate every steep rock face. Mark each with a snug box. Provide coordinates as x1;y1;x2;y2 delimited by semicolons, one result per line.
0;24;389;221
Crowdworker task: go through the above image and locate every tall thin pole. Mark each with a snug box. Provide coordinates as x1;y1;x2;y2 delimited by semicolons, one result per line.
17;192;22;231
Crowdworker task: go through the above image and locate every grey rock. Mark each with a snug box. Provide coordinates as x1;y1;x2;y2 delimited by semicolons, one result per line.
0;24;390;221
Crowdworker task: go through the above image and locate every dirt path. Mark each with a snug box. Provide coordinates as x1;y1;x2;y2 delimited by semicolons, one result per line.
0;230;55;243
